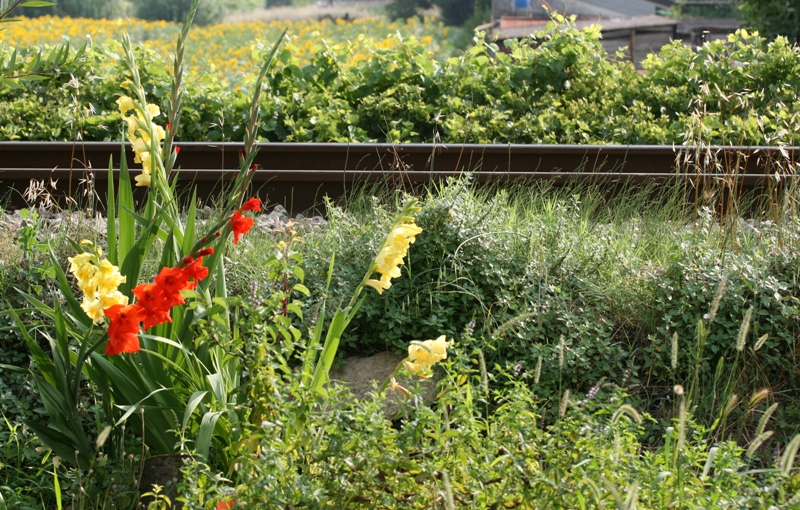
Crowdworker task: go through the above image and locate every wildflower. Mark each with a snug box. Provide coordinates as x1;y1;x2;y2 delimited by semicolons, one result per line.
216;500;235;510
403;335;451;377
365;219;422;295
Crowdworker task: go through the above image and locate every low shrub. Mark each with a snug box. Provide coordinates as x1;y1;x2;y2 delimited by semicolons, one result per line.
296;180;800;444
179;351;800;508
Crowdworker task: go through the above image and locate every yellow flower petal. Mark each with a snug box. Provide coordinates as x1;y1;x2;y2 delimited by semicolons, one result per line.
116;95;135;115
135;172;152;187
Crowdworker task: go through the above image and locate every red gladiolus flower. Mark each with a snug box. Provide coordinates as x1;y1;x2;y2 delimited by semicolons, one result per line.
241;197;262;212
175;146;181;155
182;257;209;290
197;248;214;258
229;211;254;244
132;283;173;330
216;500;235;510
105;304;145;355
155;266;191;303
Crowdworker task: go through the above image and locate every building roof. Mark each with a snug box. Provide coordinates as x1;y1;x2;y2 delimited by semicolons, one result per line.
495;14;679;39
526;0;661;18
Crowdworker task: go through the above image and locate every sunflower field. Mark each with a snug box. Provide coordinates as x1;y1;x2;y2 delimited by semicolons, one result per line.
0;15;454;79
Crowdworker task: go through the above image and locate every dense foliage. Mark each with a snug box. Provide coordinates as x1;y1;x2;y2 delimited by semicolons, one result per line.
3;179;800;506
738;0;800;43
181;370;800;509
2;18;800;145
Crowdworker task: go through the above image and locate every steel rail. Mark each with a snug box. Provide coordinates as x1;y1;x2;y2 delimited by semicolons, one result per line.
1;142;797;212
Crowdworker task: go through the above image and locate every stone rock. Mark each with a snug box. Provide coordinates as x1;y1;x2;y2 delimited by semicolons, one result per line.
329;351;439;419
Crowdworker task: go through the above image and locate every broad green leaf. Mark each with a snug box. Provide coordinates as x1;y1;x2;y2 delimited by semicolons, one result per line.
310;309;345;394
182;391;208;431
195;411;222;459
114;387;171;426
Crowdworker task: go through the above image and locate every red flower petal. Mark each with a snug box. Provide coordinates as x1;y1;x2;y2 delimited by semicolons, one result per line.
155;266;191;296
105;304;145;356
229;211;254;244
241;197;262;212
183;257;209;286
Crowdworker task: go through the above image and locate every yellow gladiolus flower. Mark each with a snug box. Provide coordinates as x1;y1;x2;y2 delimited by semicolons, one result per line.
403;335;451;377
116;95;135;115
134;172;152;187
365;219;422;295
68;242;128;324
118;95;165;188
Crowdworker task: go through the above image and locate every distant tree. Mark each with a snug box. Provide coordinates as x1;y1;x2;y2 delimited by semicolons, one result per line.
15;0;128;18
386;0;489;27
386;0;430;20
738;0;800;43
266;0;291;7
434;0;474;25
132;0;223;24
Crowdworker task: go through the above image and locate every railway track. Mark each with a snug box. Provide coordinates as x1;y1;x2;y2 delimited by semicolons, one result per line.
1;142;797;212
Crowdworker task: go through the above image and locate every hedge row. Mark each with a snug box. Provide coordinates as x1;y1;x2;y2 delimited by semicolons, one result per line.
3;20;800;145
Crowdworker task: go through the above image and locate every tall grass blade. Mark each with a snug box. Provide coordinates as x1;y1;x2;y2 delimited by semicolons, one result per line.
736;306;754;352
106;155;117;266
612;404;643;425
746;431;774;459
755;402;779;438
671;332;678;371
701;446;718;480
117;144;135;275
559;389;570;419
779;434;800;476
706;273;728;324
754;333;769;351
748;389;769;408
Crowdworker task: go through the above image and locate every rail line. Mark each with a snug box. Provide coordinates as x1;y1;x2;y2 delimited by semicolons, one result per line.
1;142;797;212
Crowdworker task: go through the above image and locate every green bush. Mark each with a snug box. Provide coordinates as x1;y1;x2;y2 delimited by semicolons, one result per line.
5;22;800;145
